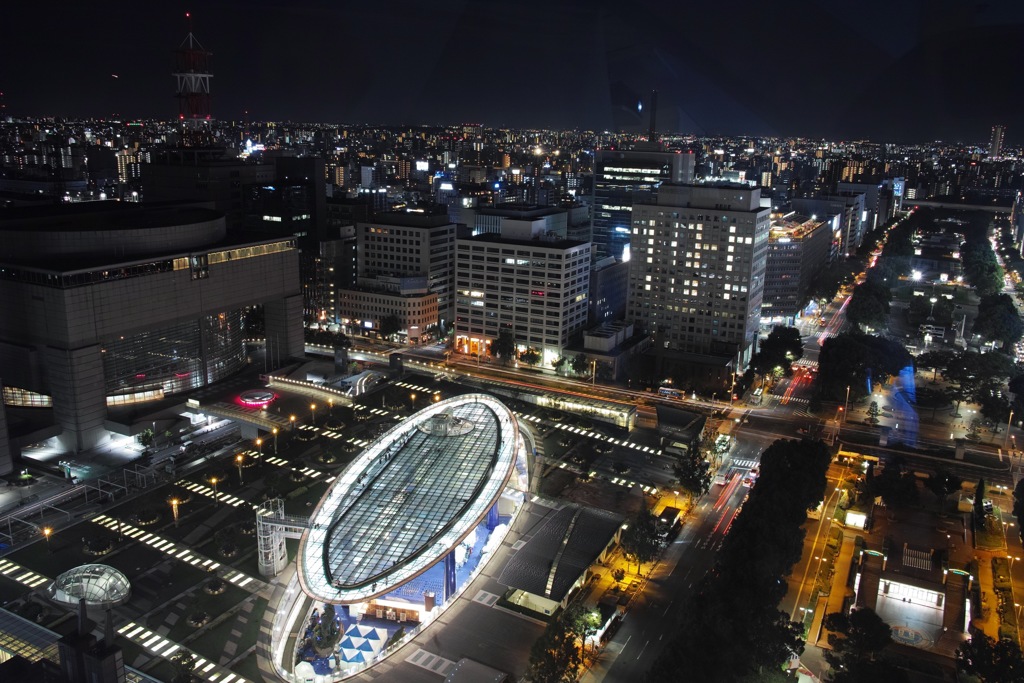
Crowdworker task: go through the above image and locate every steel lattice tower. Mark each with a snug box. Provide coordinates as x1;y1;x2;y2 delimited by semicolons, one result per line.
173;12;212;142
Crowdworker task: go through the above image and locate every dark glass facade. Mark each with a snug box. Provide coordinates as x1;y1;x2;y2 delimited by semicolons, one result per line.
101;309;246;397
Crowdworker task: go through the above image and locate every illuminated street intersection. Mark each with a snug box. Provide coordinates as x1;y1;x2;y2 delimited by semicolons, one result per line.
265;393;530;679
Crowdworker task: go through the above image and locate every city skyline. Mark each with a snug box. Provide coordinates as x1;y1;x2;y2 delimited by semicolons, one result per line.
3;0;1024;143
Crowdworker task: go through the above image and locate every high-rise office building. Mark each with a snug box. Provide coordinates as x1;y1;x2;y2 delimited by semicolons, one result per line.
453;234;590;364
627;182;770;377
990;125;1006;158
591;146;694;261
346;211;457;334
762;214;832;323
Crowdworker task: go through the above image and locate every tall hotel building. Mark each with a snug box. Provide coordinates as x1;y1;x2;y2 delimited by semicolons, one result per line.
591;145;694;261
627;183;770;375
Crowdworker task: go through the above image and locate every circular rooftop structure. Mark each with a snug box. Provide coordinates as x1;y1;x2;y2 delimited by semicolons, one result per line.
297;393;522;603
48;564;131;608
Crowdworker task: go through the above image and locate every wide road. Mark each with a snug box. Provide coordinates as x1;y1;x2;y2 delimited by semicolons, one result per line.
592;431;778;682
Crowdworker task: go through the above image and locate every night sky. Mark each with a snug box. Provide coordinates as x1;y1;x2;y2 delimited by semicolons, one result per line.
4;0;1024;143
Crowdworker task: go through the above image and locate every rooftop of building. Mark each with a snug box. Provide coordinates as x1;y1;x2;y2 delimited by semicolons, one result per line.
768;213;827;240
298;394;519;604
498;504;623;603
477;204;565;218
460;232;587;251
363;210;453;228
0;201;221;232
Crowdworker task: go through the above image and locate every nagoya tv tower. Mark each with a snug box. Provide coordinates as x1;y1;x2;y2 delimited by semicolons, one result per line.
173;12;213;146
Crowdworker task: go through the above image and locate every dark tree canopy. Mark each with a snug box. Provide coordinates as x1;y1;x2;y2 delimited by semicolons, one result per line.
525;616;583;683
378;314;401;340
491;329;516;362
823;608;908;683
974;293;1024;349
674;444;712;501
816;333;913;401
956;633;1024;682
749;326;804;382
620;508;660;574
647;439;831;683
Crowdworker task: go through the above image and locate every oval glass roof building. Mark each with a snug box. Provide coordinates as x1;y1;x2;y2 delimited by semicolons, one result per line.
297;393;527;604
48;564;131;608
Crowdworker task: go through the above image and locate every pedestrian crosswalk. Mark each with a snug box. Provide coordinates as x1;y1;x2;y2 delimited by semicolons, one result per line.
91;515;263;591
0;557;48;589
731;458;758;469
117;621;250;682
177;479;250;508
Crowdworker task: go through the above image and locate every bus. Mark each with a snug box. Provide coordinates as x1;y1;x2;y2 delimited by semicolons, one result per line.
658;387;682;399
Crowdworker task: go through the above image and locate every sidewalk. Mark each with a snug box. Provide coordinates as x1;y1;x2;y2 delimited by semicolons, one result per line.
807;532;858;647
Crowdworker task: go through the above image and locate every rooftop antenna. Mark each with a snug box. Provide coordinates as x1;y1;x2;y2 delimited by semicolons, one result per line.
648;89;659;143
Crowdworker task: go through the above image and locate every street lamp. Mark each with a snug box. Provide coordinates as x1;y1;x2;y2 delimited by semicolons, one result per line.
843;385;851;423
210;476;219;503
328;398;334;416
1005;410;1015;450
929;297;938;320
410;393;417;410
236;454;245;485
310;403;317;426
290;414;296;432
43;526;52;552
272;427;279;454
169;498;180;527
256;437;263;458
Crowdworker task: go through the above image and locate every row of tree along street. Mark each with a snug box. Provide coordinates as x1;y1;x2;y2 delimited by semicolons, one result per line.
646;438;832;682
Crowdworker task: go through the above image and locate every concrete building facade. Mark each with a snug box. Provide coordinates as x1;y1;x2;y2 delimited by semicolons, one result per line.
591;146;694;261
627;182;770;369
762;213;832;323
0;203;302;455
352;212;457;335
454;234;590;365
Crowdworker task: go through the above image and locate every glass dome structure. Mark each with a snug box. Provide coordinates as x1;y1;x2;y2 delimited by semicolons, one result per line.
48;564;131;607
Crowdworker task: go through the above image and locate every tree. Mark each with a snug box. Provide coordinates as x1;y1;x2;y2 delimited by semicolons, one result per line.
492;329;516;363
526;616;583;683
378;315;401;341
975;478;988;521
944;351;1016;417
916;350;956;383
956;633;1024;682
620;508;660;576
867;401;880;423
571;353;591;376
563;603;602;654
1013;478;1024;537
749;326;803;387
914;386;951;420
974;293;1024;349
823;610;897;667
312;604;341;657
846;280;892;331
520;348;541;366
552;356;568;375
978;383;1012;424
816;333;912;402
674;444;712;503
925;466;962;504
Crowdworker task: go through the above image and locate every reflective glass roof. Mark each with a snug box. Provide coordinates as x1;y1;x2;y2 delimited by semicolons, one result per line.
299;393;519;603
49;564;131;606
